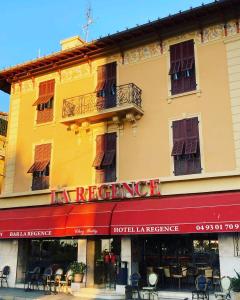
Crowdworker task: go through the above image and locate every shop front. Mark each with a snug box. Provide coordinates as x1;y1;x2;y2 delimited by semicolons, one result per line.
0;187;240;292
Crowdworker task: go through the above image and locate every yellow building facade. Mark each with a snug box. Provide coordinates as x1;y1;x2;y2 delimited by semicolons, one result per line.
0;0;240;293
0;112;7;193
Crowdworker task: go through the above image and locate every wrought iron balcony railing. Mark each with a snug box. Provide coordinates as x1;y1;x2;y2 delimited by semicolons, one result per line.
62;83;142;119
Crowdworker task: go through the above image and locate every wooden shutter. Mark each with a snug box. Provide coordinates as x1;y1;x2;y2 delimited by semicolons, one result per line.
102;132;116;166
181;40;196;92
35;143;51;161
105;62;117;108
27;144;51;173
104;132;117;182
170;43;183;95
35;80;54;123
33;79;55;106
172;120;188;175
170;40;196;95
185;117;201;174
92;135;105;168
172;120;185;156
96;65;107;110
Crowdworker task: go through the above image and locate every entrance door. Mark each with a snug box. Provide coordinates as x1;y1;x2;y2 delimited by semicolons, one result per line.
94;238;120;288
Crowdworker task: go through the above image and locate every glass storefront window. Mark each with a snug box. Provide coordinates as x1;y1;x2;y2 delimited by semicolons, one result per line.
16;238;78;282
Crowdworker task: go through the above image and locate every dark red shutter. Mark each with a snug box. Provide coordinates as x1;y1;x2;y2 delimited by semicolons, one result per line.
105;62;116;108
170;40;196;95
96;65;107;110
185;117;201;174
35;144;51;161
35;80;54;123
172;120;187;175
104;132;116;182
182;40;196;92
28;144;51;190
93;135;105;168
170;43;182;94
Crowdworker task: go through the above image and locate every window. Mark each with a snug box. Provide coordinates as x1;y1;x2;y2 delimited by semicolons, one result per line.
27;143;51;190
96;62;116;109
0;118;7;137
93;132;116;183
33;79;55;124
169;40;196;95
171;117;201;176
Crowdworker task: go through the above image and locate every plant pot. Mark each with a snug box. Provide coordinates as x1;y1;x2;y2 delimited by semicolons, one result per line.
74;273;84;283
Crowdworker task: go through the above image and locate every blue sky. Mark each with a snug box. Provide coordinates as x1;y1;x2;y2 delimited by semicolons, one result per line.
0;0;213;112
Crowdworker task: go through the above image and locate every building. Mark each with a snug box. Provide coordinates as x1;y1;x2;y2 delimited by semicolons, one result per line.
0;112;8;193
0;0;240;293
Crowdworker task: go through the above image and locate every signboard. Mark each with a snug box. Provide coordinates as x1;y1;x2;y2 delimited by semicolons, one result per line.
51;178;161;204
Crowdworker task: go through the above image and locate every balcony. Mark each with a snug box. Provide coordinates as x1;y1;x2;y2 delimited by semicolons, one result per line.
61;83;143;127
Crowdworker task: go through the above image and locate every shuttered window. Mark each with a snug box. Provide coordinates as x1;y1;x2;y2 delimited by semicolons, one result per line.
96;62;116;110
93;132;117;183
169;40;196;95
171;117;201;176
28;144;51;190
33;79;55;124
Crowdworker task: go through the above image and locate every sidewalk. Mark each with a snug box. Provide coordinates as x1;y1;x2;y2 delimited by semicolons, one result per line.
0;288;106;300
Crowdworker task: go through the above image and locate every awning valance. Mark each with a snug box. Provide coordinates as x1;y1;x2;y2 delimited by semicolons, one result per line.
110;192;240;235
0;202;115;239
0;205;72;239
66;202;115;236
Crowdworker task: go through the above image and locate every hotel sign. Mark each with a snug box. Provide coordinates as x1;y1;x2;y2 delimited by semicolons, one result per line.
51;178;161;204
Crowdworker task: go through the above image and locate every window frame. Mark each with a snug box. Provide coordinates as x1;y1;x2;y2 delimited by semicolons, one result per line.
170;116;202;176
168;39;198;97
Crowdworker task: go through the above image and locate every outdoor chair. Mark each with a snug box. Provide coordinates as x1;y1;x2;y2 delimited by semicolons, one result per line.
38;266;53;294
142;272;158;300
50;268;64;294
213;270;221;291
192;275;209;300
24;266;41;291
163;267;172;288
172;266;187;289
0;266;10;288
214;276;231;300
126;272;141;300
59;269;73;293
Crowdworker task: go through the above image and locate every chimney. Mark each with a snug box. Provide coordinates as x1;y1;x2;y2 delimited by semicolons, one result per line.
60;36;85;51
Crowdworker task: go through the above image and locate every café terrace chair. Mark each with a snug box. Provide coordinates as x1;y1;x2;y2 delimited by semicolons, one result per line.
192;275;209;300
0;266;10;288
24;266;41;291
59;269;73;293
50;268;64;294
38;266;53;294
172;266;188;289
214;277;231;300
129;272;141;300
142;272;158;300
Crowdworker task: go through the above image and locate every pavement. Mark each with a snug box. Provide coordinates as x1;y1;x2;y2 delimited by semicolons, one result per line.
0;288;106;300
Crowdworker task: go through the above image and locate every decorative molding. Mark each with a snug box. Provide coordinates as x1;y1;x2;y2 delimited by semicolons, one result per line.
10;19;240;95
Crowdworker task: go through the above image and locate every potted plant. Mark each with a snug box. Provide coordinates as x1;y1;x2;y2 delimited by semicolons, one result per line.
69;261;87;283
231;270;240;300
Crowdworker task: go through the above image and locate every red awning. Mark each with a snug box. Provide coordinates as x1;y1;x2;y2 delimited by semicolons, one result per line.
111;192;240;235
0;205;72;239
0;202;115;239
65;202;115;236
